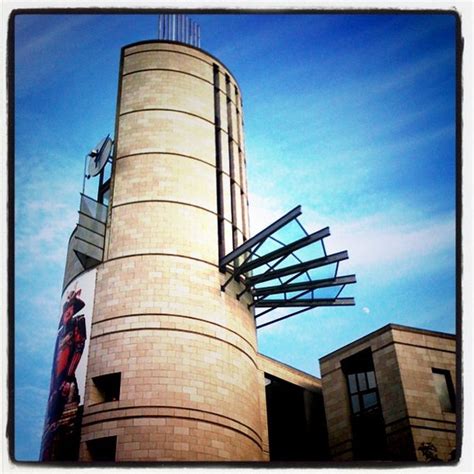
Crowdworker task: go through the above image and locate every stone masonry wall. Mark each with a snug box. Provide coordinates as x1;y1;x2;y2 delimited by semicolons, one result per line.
79;41;266;462
320;324;456;462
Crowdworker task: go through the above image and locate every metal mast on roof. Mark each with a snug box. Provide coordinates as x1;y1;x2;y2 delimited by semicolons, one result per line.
158;13;201;48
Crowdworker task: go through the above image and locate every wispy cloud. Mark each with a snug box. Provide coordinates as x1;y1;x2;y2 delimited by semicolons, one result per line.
306;206;455;279
15;196;78;278
250;194;455;284
15;15;91;61
15;15;99;97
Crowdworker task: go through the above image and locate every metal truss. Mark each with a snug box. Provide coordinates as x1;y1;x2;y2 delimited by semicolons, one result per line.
219;206;356;329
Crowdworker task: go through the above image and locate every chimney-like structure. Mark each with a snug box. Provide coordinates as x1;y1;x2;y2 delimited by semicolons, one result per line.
78;38;268;461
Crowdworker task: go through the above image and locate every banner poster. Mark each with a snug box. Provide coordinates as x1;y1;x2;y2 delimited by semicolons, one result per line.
39;268;96;461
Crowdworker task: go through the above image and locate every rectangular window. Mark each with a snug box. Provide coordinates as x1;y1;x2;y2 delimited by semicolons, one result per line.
432;368;455;413
341;348;386;460
86;436;117;462
213;64;225;262
225;74;238;250
346;370;380;415
92;372;121;403
341;349;381;416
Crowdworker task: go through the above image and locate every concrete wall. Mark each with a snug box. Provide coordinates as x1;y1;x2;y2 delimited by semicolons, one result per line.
320;324;456;462
79;41;267;462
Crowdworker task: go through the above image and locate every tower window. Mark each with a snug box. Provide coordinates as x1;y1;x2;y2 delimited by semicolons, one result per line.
92;372;121;403
86;436;117;462
432;368;455;413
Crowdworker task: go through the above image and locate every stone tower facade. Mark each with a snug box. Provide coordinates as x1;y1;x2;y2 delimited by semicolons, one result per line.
78;41;268;461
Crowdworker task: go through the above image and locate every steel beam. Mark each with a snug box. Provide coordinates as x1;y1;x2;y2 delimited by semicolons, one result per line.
219;205;302;270
237;226;330;275
253;274;356;298
246;250;349;286
255;297;355;308
256;306;314;329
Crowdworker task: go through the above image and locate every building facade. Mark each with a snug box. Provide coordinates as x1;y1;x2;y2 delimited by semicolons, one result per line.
320;324;457;462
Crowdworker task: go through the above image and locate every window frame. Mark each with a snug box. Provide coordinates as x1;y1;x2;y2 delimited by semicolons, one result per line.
346;369;381;416
432;368;456;413
91;372;121;404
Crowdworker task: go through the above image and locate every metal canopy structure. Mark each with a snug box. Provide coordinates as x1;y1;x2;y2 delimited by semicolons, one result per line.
219;206;356;329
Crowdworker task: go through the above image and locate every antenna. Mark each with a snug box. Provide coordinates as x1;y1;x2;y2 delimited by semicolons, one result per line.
158;14;201;48
87;135;113;178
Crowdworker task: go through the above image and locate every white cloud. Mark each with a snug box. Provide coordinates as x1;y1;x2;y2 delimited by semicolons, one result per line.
362;307;370;314
320;209;455;277
15;197;77;278
249;194;455;285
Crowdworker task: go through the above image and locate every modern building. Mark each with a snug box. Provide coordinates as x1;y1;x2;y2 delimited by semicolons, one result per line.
39;16;456;464
320;324;457;462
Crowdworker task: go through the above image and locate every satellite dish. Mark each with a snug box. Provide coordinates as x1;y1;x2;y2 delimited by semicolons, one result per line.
87;136;113;178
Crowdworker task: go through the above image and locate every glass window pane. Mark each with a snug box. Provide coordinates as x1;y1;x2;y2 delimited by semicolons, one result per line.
348;374;357;394
357;372;367;391
351;395;360;413
224;221;233;255
367;371;376;389
222;177;232;221
362;392;378;409
433;372;454;412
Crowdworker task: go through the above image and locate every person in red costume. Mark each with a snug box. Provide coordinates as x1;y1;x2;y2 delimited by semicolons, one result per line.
40;288;87;461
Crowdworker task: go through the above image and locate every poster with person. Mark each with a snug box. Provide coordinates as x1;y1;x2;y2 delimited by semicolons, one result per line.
39;269;96;461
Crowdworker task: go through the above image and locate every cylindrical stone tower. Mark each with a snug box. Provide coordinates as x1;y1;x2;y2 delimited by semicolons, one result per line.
79;41;267;461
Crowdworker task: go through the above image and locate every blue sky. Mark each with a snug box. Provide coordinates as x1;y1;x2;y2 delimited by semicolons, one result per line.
13;12;457;462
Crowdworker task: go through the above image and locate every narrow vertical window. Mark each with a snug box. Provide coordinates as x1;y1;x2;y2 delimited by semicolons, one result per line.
341;348;387;460
235;86;248;242
432;368;455;413
225;74;238;249
213;64;225;263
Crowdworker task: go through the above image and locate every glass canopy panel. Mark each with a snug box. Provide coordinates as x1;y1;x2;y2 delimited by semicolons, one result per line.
253;279;281;290
313;285;344;299
292;273;313;284
250;264;270;277
220;206;355;328
293;240;325;261
248;236;285;260
270;219;307;245
269;253;303;269
307;264;337;281
286;291;313;300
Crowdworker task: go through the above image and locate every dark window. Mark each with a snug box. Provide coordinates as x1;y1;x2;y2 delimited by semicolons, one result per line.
86;436;117;462
92;372;121;403
346;369;379;415
341;348;387;460
432;368;455;413
213;63;225;263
